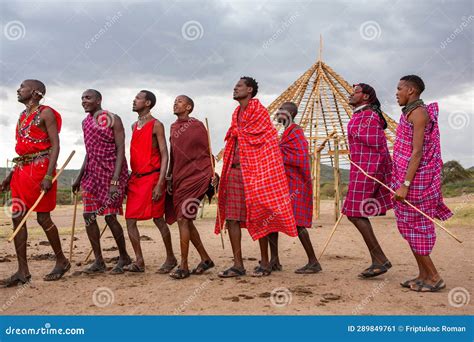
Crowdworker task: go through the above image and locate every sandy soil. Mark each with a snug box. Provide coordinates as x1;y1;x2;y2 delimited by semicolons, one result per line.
0;196;472;315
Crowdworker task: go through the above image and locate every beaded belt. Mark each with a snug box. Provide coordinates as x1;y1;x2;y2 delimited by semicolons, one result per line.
12;149;51;166
133;168;160;178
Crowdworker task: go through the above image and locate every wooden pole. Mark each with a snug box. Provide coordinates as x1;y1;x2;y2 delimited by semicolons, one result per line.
333;136;341;222
83;223;108;264
314;150;321;219
346;157;462;244
8;151;76;242
205;118;225;250
318;214;344;259
69;193;78;261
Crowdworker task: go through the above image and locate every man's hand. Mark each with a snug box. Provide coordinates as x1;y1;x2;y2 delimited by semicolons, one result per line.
211;174;219;188
109;184;119;198
0;178;11;192
393;185;408;202
72;179;81;194
152;184;163;201
40;178;53;192
166;179;173;195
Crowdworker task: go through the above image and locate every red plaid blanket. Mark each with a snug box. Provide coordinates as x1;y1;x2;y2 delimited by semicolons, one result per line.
279;123;313;227
215;99;297;240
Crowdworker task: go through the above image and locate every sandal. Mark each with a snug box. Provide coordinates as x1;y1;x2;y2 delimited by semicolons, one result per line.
192;260;215;275
83;262;106;274
218;267;246;278
43;262;71;281
0;273;31;288
410;279;446;292
123;263;145;273
156;261;178;274
169;268;190;280
400;278;421;288
358;261;392;278
254;261;282;272
295;263;322;274
251;266;271;277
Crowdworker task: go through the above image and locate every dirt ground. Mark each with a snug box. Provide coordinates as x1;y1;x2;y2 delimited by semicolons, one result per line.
0;196;472;315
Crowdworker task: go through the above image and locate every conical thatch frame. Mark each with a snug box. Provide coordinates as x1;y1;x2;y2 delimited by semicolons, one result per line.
268;39;398;220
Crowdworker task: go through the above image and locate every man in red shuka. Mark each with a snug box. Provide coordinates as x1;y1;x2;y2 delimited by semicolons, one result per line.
1;80;70;287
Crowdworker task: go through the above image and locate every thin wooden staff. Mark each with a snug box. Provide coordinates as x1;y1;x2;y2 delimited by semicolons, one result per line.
83;223;108;264
8;150;76;242
346;157;462;244
318;214;344;259
205;118;225;250
69;193;78;261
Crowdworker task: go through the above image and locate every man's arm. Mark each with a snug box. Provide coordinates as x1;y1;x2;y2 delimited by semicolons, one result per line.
394;107;428;201
40;108;60;192
72;155;87;193
153;120;168;201
110;114;126;195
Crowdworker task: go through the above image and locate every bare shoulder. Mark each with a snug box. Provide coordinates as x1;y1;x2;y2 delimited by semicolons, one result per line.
409;106;429;125
153;119;165;132
39;106;54;120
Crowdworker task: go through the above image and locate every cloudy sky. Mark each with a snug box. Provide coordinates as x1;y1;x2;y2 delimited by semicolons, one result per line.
0;0;472;170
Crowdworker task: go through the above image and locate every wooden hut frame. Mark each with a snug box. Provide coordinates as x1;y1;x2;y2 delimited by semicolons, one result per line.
268;37;398;222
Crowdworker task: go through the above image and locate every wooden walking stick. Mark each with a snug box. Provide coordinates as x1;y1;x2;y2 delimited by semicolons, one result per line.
205;118;225;250
346;157;462;244
8;150;76;242
69;193;78;261
318;214;344;259
83;223;108;264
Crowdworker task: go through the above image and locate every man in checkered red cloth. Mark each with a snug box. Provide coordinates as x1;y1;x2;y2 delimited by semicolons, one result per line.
265;102;321;274
72;89;131;275
216;77;297;278
342;83;393;279
393;75;452;293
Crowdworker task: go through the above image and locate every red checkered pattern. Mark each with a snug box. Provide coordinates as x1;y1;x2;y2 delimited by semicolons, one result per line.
342;109;393;217
81;112;128;211
392;102;452;255
279;123;313;228
215;99;297;240
224;167;247;222
82;191;123;216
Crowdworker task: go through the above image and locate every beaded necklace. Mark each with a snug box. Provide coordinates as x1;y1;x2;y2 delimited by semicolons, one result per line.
17;105;49;143
402;99;424;115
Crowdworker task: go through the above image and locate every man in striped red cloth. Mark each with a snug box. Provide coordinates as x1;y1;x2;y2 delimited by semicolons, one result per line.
393;75;452;292
266;102;321;274
72;89;131;275
1;80;70;286
342;83;393;278
216;77;297;278
124;90;177;273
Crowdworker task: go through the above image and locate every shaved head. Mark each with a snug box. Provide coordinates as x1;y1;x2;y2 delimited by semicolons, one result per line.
24;79;46;97
84;89;102;100
280;101;298;119
178;94;194;113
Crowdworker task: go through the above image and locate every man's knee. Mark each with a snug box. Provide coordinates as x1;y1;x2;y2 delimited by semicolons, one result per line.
153;217;166;229
83;213;97;227
347;216;361;224
37;213;52;228
104;214;118;226
226;220;240;230
297;226;308;235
